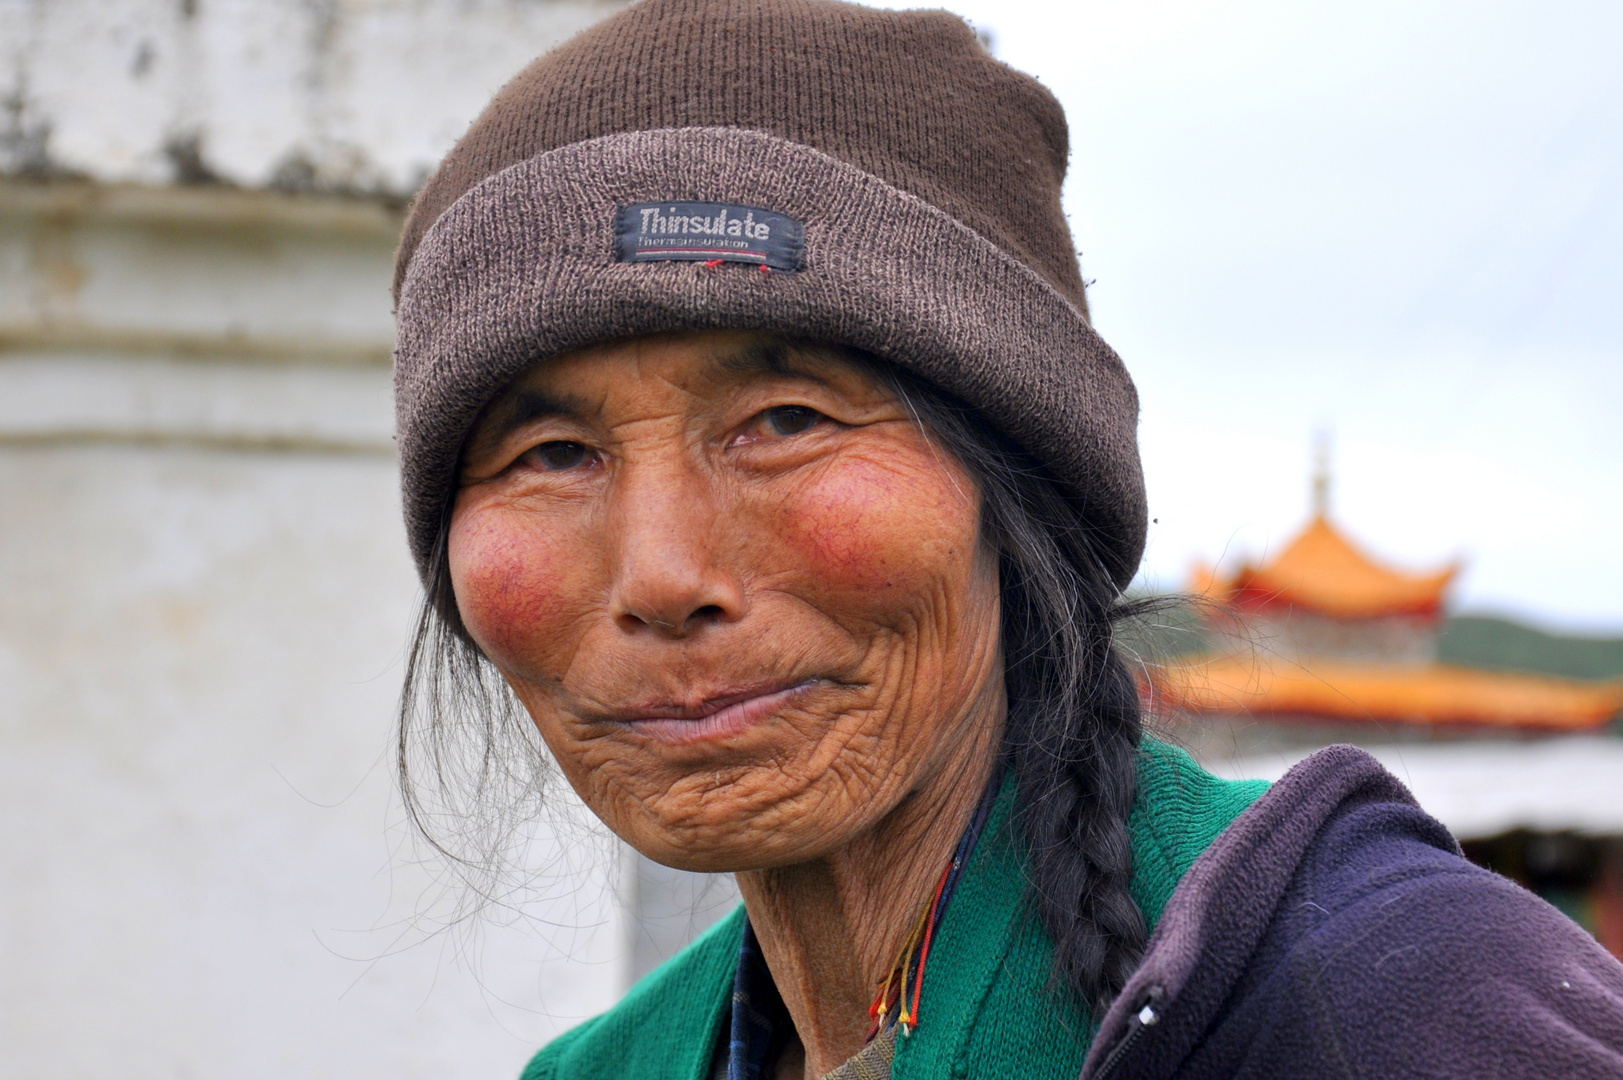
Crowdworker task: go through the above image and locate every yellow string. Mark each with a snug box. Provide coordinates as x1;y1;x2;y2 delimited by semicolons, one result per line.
893;901;932;1027
871;892;935;1033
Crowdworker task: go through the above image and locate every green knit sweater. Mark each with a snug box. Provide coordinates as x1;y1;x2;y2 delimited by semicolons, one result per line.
522;740;1267;1080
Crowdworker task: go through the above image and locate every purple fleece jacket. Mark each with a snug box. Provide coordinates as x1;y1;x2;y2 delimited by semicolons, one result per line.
1080;744;1623;1080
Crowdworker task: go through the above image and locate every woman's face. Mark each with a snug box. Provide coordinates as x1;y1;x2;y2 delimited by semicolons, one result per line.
449;331;1003;872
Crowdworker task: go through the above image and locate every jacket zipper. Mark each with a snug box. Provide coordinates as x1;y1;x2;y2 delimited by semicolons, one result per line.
1093;987;1163;1080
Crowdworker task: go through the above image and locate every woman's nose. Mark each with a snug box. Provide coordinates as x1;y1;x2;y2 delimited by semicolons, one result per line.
606;466;746;638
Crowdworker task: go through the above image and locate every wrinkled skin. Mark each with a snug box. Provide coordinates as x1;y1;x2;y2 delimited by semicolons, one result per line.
449;330;1006;1077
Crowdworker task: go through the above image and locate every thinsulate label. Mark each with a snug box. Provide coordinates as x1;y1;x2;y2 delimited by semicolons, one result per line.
614;202;804;271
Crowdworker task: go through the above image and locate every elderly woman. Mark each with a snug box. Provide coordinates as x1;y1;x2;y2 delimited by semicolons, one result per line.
388;1;1623;1078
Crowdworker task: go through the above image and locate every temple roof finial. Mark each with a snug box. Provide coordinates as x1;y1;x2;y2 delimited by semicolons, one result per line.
1311;431;1332;519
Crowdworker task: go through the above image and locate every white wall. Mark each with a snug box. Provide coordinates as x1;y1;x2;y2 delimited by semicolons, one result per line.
2;0;624;195
0;444;625;1078
0;174;654;1077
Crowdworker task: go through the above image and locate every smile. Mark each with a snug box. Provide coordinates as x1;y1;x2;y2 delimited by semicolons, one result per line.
614;680;818;744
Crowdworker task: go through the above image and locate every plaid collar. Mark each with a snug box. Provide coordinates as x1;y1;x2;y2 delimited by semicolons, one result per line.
724;920;792;1080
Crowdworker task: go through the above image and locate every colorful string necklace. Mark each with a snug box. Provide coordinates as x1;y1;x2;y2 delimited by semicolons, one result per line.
865;775;1001;1040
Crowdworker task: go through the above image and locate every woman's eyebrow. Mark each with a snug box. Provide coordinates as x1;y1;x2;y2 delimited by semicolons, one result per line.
506;389;578;426
475;388;581;449
714;340;835;385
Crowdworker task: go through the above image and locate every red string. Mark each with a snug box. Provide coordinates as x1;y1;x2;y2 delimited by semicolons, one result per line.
702;259;724;268
866;847;958;1039
907;861;953;1025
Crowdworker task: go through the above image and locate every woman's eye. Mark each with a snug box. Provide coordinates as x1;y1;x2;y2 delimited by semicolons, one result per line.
527;441;594;470
761;405;824;437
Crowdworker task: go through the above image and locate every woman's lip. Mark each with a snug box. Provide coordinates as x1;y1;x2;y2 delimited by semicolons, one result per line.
615;680;816;744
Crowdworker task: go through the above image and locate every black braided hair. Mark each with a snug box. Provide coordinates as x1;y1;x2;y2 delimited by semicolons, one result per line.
869;362;1148;1020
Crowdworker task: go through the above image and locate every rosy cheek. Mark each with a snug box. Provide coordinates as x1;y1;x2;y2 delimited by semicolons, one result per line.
448;508;577;674
776;455;977;596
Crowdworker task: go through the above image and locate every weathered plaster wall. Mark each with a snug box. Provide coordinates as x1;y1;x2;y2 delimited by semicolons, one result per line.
0;177;641;1077
1;0;622;194
0;444;630;1078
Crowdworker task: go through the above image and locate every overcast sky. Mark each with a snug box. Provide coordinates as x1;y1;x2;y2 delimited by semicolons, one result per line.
881;0;1623;631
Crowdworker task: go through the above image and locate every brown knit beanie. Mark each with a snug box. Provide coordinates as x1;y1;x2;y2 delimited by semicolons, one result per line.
393;0;1146;589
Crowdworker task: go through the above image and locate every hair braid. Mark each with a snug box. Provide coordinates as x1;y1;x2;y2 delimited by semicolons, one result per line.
874;361;1149;1020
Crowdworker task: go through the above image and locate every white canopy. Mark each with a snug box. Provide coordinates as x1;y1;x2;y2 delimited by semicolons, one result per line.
1213;736;1623;840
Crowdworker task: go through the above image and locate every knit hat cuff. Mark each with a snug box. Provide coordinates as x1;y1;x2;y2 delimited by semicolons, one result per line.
393;127;1145;588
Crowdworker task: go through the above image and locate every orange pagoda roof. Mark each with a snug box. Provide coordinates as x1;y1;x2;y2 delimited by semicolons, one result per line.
1200;515;1458;619
1152;656;1623;733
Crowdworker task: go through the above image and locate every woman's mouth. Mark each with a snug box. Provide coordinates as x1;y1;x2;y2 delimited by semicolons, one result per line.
613;680;818;744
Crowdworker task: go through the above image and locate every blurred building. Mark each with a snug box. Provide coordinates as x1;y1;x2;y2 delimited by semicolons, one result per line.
1152;458;1623;961
0;3;746;1078
1171;517;1621;733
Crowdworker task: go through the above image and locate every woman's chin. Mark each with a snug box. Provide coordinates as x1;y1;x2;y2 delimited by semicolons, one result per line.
628;836;820;876
614;789;868;875
632;845;776;876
